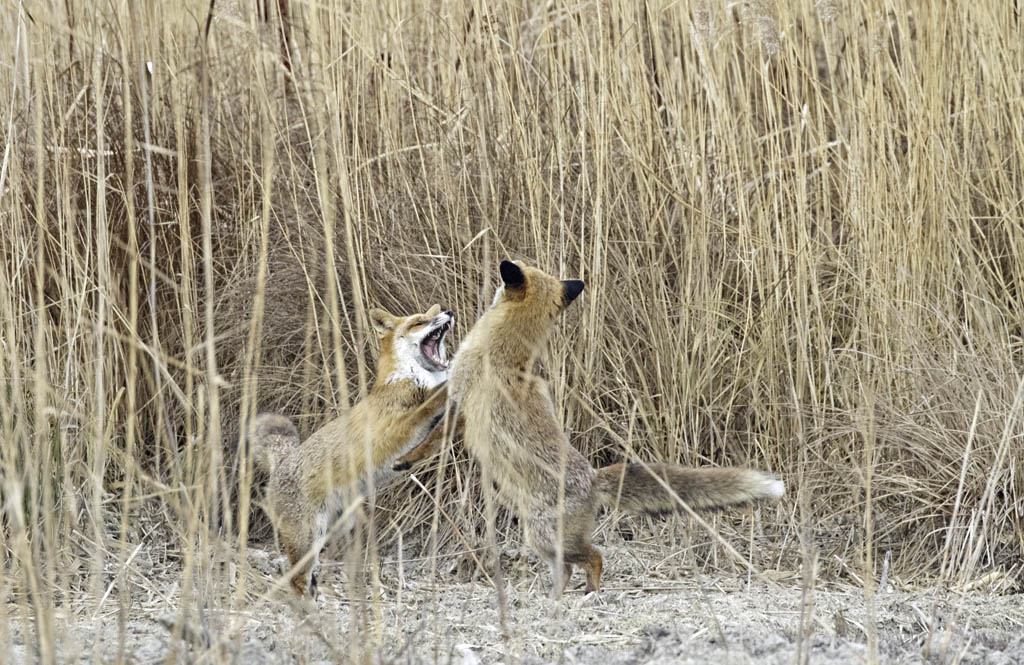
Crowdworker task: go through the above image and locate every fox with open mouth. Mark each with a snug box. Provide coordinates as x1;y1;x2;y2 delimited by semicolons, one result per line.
248;304;454;597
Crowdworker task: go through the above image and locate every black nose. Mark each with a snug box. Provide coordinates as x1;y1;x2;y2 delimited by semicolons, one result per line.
444;310;454;318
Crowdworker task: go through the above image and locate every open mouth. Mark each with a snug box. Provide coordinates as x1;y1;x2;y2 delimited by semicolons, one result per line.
419;320;452;370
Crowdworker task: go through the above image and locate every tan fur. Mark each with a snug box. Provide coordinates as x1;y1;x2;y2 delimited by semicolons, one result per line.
450;262;783;596
594;463;783;515
249;304;453;597
392;410;463;471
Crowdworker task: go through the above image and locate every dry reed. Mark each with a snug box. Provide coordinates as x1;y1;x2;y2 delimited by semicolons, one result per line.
0;0;1021;662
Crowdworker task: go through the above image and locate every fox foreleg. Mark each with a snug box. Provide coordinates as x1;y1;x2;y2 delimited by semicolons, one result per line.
391;385;450;471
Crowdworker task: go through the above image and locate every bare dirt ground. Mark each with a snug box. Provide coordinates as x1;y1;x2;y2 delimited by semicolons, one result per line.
9;527;1023;665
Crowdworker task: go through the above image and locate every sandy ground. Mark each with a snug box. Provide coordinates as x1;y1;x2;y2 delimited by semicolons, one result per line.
9;529;1023;665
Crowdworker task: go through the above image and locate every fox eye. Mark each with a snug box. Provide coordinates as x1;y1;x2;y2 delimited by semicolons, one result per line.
410;320;427;328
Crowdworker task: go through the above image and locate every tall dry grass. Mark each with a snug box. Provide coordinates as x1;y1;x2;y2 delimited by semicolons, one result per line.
0;0;1022;660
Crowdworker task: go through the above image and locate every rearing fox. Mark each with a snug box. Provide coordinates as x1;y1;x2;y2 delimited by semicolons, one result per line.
450;261;783;596
249;304;454;597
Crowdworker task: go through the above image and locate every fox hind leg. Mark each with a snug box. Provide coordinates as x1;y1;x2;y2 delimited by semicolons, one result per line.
575;547;603;593
550;560;573;599
283;543;314;597
280;519;320;598
528;513;599;597
562;514;603;594
552;545;601;594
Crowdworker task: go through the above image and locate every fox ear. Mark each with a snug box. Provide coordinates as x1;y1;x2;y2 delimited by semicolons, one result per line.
425;304;441;317
369;308;397;336
500;261;526;290
562;280;585;306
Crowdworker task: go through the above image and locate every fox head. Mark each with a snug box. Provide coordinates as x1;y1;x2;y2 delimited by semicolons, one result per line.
369;304;454;388
487;260;584;344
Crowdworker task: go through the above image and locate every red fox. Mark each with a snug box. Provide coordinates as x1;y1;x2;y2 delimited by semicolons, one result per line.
450;261;783;596
248;304;454;597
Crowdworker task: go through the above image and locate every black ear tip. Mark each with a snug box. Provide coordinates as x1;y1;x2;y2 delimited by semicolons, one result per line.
563;280;585;304
499;260;526;288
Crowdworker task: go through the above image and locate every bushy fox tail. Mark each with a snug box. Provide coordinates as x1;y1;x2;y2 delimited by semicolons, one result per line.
594;463;784;516
247;412;300;475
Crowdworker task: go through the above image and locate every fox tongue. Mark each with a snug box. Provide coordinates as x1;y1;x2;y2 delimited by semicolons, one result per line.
423;338;440;363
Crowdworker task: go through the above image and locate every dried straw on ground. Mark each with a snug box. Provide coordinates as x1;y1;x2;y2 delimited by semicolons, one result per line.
0;1;1021;662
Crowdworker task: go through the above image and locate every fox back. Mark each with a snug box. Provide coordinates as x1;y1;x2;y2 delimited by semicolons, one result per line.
451;261;586;512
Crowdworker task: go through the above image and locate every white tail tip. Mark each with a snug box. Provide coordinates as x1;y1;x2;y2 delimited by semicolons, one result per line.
764;477;785;499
